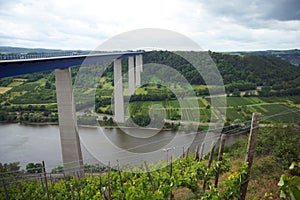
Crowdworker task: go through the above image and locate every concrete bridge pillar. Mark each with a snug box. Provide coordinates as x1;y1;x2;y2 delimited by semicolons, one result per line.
55;68;84;176
128;56;135;95
114;59;125;123
139;54;143;72
135;55;142;87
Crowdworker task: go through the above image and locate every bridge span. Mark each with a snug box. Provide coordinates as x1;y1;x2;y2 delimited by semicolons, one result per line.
0;52;143;175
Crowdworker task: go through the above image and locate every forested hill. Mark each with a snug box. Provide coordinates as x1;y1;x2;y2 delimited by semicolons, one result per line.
232;49;300;67
143;51;300;95
210;52;300;86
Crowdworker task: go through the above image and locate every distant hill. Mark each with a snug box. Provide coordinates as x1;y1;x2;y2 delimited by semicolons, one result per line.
143;51;300;95
230;49;300;67
0;46;88;54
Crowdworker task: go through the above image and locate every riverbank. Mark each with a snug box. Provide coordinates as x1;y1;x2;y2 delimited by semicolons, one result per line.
79;124;174;131
0;121;58;125
0;121;174;131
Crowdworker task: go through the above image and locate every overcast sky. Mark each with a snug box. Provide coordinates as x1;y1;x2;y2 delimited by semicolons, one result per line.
0;0;299;51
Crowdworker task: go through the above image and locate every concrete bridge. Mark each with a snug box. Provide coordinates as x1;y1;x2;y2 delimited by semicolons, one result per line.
0;52;143;175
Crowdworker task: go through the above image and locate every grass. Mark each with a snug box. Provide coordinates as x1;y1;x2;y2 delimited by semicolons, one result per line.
125;100;213;122
206;96;226;107
227;97;263;107
260;96;300;104
192;85;207;90
8;82;23;87
226;107;247;122
199;108;212;122
135;87;147;95
252;104;300;123
0;87;12;94
12;78;28;82
197;98;207;107
9;83;40;92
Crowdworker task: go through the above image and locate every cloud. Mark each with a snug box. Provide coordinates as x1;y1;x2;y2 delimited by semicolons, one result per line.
203;0;300;22
263;0;300;21
0;0;299;51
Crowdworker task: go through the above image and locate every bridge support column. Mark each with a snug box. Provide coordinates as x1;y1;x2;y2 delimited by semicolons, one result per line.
128;56;135;95
135;55;142;87
114;59;125;123
139;54;143;72
55;68;84;176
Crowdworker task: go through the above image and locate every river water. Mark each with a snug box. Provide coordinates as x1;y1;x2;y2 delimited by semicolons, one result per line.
0;123;246;171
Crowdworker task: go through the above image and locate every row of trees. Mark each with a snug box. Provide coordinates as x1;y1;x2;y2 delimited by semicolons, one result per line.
0;110;58;123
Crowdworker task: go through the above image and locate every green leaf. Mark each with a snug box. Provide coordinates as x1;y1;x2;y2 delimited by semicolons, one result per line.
290;187;300;200
280;190;286;199
278;175;286;187
291;176;300;187
289;162;296;170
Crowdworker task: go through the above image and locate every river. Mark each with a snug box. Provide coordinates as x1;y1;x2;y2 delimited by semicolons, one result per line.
0;123;246;172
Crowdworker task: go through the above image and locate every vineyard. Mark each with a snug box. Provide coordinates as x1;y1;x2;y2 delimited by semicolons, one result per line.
1;153;249;200
124;96;300;124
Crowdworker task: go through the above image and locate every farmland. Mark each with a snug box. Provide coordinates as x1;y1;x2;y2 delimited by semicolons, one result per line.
0;72;299;126
101;96;300;125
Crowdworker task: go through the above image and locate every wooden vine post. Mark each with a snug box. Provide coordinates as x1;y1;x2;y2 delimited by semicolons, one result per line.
203;141;216;191
214;134;226;188
144;161;155;194
42;161;50;200
239;112;261;200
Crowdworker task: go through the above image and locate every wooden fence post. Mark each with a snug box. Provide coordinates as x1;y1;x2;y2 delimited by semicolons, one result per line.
185;147;190;160
239;112;261;200
144;161;155;193
102;187;110;200
170;156;173;200
117;160;124;196
99;166;103;196
70;185;75;200
199;142;205;161
42;161;50;200
194;145;200;161
214;134;226;188
203;141;216;191
107;162;111;199
1;177;9;200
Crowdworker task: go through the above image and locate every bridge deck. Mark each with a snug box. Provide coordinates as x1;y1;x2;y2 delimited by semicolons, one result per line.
0;52;142;78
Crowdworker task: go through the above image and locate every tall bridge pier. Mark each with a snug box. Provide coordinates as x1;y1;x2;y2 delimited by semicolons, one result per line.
0;52;143;176
113;59;125;123
55;68;84;176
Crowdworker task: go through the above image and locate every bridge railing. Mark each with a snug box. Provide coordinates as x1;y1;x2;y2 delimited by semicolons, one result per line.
0;52;87;60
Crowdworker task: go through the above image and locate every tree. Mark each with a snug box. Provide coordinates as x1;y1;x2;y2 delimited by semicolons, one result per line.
45;81;51;89
0;162;20;172
0;111;6;121
260;86;271;96
26;163;43;174
232;88;240;97
132;114;151;127
107;117;115;126
103;116;108;121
